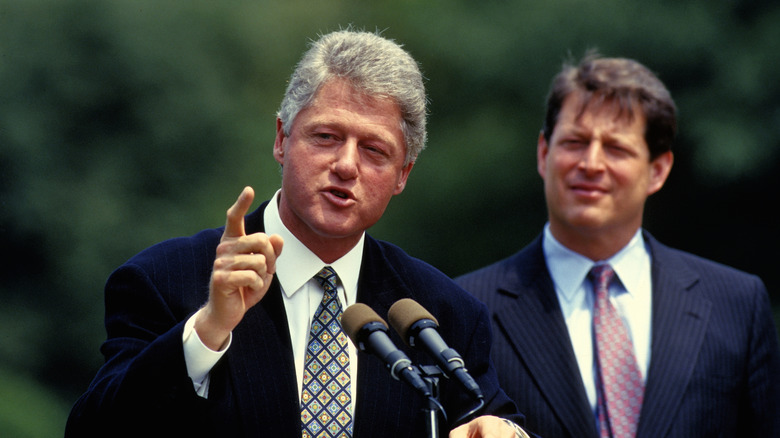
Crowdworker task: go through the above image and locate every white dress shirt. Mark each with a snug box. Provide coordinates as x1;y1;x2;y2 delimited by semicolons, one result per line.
182;190;362;414
542;224;652;412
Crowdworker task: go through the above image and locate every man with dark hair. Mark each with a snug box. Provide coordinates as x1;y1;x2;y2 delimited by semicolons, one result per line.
457;53;780;437
66;29;531;438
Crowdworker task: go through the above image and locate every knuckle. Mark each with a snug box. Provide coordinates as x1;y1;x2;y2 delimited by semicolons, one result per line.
210;270;229;285
213;256;231;270
215;240;233;254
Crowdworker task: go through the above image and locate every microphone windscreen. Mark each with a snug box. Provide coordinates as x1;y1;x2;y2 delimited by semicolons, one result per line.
387;298;439;344
342;303;387;342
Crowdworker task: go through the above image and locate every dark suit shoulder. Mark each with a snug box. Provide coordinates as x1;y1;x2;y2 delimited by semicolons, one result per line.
362;235;492;350
123;200;268;272
455;236;545;298
367;236;476;302
128;227;223;267
646;233;767;297
368;237;450;278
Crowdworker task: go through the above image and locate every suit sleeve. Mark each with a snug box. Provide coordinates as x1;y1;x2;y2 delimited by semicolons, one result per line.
65;263;212;437
744;279;780;436
440;294;527;430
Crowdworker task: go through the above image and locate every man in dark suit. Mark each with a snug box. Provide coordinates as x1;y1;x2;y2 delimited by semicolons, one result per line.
456;53;780;438
65;29;532;437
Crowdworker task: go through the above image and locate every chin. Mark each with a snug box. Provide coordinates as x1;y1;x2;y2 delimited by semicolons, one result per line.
566;214;612;232
314;222;365;239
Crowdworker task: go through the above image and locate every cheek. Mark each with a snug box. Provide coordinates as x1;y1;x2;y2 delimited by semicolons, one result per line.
280;156;314;192
362;172;401;207
613;167;650;199
547;155;575;182
366;176;397;198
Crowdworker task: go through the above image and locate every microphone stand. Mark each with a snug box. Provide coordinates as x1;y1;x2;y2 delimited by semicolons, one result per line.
419;365;445;438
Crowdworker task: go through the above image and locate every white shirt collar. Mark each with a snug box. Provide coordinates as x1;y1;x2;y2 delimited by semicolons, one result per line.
609;230;649;299
264;190;364;304
543;224;648;302
543;224;594;303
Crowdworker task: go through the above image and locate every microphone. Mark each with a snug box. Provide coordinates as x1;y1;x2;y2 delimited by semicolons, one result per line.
341;303;431;397
388;298;483;400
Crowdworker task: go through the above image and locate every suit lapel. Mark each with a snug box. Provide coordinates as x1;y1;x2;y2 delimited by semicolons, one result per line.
351;237;416;436
495;239;598;438
491;233;712;438
227;279;301;436
637;235;711;438
233;205;415;436
222;201;301;436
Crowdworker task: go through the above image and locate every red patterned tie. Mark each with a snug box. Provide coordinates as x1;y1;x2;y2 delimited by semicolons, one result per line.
591;264;643;438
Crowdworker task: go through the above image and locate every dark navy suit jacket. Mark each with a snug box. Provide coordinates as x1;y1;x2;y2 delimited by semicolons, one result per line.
456;232;780;438
66;201;522;437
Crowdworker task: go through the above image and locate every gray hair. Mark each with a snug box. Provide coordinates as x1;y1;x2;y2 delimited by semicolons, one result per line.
277;29;427;165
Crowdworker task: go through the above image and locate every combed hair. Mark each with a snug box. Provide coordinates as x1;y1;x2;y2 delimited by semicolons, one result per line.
542;51;677;159
278;29;427;165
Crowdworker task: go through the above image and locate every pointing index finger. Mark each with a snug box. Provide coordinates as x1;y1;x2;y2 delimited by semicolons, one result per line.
224;186;255;238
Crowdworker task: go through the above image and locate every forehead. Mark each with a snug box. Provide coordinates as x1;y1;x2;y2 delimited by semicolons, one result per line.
309;79;398;117
297;79;406;142
557;91;646;134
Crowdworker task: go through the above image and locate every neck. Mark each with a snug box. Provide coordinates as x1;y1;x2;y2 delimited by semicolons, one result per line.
302;234;361;264
275;192;363;264
550;223;639;262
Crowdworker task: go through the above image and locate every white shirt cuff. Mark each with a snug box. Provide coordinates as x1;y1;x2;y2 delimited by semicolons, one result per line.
182;308;231;397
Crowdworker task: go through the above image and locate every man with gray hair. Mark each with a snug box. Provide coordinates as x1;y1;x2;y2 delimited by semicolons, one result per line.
66;29;532;438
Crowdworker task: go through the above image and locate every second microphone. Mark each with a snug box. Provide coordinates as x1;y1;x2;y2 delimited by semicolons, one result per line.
388;298;484;400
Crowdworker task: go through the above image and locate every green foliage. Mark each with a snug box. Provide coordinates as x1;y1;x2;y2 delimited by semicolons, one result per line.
2;0;779;434
0;367;70;438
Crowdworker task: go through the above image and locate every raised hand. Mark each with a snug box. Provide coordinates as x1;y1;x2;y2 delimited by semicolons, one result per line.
195;186;284;350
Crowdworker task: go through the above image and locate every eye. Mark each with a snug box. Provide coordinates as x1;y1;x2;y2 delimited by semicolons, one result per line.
361;143;388;157
560;137;587;149
310;131;339;145
605;143;634;157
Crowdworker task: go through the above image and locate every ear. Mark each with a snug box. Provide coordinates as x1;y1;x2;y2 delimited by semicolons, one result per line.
647;151;674;195
537;131;549;179
273;118;286;165
393;161;415;195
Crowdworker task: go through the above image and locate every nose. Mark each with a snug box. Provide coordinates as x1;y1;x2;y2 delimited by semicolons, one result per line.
578;140;606;175
333;140;359;180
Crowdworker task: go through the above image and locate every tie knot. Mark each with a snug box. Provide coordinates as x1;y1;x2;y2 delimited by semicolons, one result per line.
589;263;615;292
315;266;338;292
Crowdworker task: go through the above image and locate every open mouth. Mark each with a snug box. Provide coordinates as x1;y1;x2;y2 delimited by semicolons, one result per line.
330;189;349;199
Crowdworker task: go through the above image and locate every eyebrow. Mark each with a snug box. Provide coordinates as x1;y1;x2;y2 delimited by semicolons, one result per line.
304;119;400;148
559;123;642;146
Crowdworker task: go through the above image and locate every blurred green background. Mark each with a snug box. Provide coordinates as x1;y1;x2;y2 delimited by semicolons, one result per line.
2;0;779;436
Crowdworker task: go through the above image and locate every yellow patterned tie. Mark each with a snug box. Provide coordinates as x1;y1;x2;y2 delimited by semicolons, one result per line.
300;267;353;437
